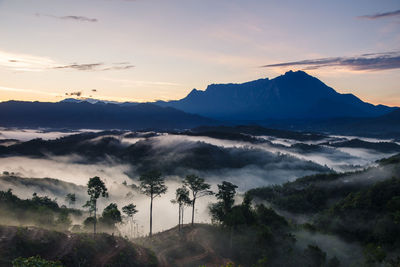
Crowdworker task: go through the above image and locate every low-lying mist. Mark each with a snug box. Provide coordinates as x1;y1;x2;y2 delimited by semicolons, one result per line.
1;128;399;235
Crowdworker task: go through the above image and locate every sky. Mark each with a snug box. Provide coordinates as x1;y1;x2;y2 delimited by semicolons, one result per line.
0;0;399;106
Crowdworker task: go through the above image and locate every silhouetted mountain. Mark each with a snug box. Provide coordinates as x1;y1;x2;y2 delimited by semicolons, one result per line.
156;70;395;120
61;98;136;105
0;101;216;130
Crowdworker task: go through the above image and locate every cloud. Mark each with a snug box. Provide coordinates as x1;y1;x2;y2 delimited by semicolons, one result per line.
0;49;133;73
54;63;103;71
36;13;98;23
65;91;82;97
59;15;98;22
54;62;135;71
101;65;135;71
261;51;400;71
358;9;400;20
0;50;55;72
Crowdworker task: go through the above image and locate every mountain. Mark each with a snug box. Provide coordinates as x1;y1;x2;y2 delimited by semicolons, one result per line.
61;97;138;106
0;101;217;130
156;70;395;120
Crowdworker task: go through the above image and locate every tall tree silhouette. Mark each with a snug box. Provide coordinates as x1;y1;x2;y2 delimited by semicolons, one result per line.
216;181;238;215
139;170;167;237
171;186;191;231
183;174;212;226
87;176;108;234
122;203;138;238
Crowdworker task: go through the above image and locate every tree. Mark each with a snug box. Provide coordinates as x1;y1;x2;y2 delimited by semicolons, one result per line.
87;176;108;234
82;199;95;217
171;186;191;231
183;174;213;226
100;203;122;231
216;181;238;215
122;203;138;238
65;193;76;208
210;181;238;225
139;170;167;237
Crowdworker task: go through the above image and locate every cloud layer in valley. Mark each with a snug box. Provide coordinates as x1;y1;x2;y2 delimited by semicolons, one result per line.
1;129;399;233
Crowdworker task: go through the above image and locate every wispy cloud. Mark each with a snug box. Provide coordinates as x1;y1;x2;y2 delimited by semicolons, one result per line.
358;9;400;20
0;50;55;72
0;49;134;72
261;51;400;71
36;13;98;22
54;63;103;71
53;62;135;71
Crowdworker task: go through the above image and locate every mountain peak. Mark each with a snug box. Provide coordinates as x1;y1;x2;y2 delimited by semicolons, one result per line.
283;70;309;77
187;88;200;96
157;71;395;120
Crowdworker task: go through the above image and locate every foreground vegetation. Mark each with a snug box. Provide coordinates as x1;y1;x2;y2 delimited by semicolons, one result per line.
0;225;157;267
248;153;400;266
1;152;399;266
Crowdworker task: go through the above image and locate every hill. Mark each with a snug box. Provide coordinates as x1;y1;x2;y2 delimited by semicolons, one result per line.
0;101;217;130
0;225;157;267
247;153;400;252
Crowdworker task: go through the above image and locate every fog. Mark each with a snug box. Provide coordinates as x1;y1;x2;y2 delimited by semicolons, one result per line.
149;134;396;172
0;128;97;141
295;230;364;266
0;128;399;235
0;155;133;186
0;172;215;235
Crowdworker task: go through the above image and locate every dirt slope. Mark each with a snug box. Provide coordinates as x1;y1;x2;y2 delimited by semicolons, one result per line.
0;225;157;267
141;224;232;267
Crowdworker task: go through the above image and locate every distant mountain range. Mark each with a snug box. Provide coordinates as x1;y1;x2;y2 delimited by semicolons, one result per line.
0;70;399;135
0;101;216;130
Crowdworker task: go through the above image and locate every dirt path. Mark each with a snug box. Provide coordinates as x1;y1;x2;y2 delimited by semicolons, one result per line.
157;243;182;267
94;238;127;267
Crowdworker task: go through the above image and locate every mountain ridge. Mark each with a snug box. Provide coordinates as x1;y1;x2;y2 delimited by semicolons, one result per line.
0;101;217;130
155;70;395;120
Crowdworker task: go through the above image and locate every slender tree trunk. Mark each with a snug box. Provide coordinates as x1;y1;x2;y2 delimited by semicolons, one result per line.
181;206;184;226
150;195;153;237
230;226;233;251
131;218;133;238
178;204;181;231
93;200;97;235
191;198;196;226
